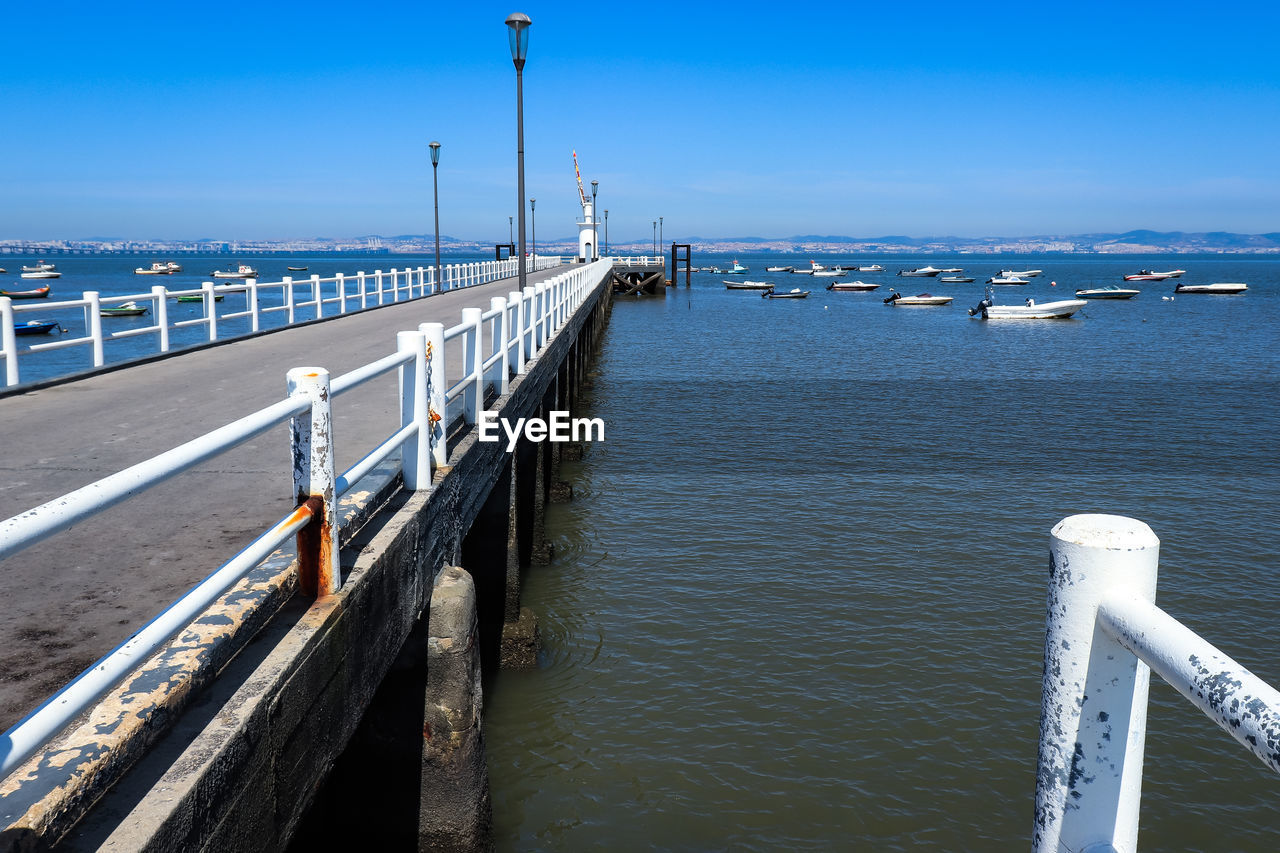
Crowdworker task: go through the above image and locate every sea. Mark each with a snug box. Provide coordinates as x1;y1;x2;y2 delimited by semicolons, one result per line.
6;252;1279;849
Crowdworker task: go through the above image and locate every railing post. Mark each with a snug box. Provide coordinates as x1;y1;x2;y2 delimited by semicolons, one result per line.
311;274;323;319
1034;514;1160;853
287;367;340;597
152;285;170;352
509;290;524;374
203;281;218;341
491;296;509;395
522;285;536;360
534;282;548;348
420;321;447;467
461;306;482;424
390;268;400;301
358;271;368;309
1;296;18;386
283;276;296;324
247;279;260;332
397;331;431;491
336;273;347;314
375;270;385;304
86;291;105;367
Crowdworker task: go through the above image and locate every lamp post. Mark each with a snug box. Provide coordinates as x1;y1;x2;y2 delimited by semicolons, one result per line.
652;221;657;257
506;12;531;292
508;216;513;246
604;209;608;255
429;141;441;292
530;198;536;267
590;180;598;261
660;216;664;260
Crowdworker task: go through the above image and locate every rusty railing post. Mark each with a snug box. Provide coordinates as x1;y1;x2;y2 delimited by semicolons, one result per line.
287;366;339;596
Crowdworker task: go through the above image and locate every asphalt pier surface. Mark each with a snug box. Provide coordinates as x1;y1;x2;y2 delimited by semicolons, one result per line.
0;269;563;730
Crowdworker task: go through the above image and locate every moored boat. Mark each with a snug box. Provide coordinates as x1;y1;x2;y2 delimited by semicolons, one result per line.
135;262;174;275
986;276;1030;285
765;265;793;273
1173;282;1248;294
724;280;775;290
999;269;1042;278
968;293;1086;319
939;276;975;283
20;270;60;279
939;268;965;274
763;288;809;299
166;261;183;272
14;319;63;336
897;266;943;277
827;280;880;292
211;263;259;279
176;293;227;302
883;290;953;306
721;260;749;275
21;261;56;272
1152;269;1186;278
287;266;308;271
0;285;52;299
1075;285;1140;300
1124;269;1175;281
100;301;149;317
812;268;844;278
857;264;885;272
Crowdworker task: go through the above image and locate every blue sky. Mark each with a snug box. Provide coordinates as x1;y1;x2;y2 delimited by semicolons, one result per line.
4;1;1278;243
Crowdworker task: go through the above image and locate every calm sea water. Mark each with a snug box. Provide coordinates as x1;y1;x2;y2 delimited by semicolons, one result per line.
484;255;1280;851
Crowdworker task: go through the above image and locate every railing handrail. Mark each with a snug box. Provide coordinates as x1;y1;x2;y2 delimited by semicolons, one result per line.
1034;514;1280;852
0;258;610;780
0;256;566;388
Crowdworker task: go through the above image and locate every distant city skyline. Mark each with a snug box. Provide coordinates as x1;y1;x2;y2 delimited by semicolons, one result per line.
4;2;1277;242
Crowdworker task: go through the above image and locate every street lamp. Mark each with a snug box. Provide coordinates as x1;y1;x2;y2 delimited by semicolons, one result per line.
660;216;664;260
509;216;513;246
429;141;441;292
506;12;531;292
652;221;657;257
590;180;598;261
530;198;536;267
604;209;608;255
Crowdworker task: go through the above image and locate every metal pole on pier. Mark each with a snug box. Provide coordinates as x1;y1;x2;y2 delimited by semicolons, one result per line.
506;13;532;295
430;141;442;293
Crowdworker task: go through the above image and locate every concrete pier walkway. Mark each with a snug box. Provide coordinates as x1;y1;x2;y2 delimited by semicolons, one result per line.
0;267;564;730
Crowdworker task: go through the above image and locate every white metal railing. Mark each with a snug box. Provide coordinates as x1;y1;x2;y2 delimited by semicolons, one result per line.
609;256;664;266
0;256;564;388
0;258;610;780
1034;514;1280;852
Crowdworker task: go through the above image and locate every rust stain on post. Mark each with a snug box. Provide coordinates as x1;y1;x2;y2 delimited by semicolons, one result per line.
295;496;331;597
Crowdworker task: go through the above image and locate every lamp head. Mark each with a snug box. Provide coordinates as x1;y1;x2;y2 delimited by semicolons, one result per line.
505;13;532;69
429;141;440;166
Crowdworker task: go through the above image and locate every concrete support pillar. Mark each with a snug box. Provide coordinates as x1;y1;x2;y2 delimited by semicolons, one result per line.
419;566;492;852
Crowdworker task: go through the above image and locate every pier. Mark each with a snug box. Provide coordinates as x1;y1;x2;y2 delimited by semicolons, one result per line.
0;256;661;849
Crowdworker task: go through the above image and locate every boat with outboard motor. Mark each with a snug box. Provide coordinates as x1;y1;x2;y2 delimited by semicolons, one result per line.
14;319;63;336
1124;269;1175;281
827;280;880;292
968;289;1086;319
763;288;810;299
212;263;259;279
724;280;775;290
1173;282;1248;294
883;289;952;306
1076;285;1140;299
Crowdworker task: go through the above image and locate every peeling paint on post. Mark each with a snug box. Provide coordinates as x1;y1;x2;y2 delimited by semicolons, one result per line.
397;331;430;492
287;367;339;597
1034;514;1159;853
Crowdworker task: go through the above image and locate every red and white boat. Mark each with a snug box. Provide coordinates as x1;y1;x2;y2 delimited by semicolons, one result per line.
1123;269;1175;281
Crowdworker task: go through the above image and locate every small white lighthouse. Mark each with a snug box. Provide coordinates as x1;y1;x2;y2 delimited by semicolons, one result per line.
573;151;596;261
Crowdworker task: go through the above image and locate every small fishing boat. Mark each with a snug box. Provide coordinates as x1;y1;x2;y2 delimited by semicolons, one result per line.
827;280;881;292
968;294;1086;319
1076;285;1140;300
100;301;149;317
135;262;175;275
884;290;953;306
790;268;814;275
812;268;844;278
724;280;775;290
999;269;1043;278
20;270;60;279
808;260;828;273
986;276;1030;285
763;288;810;299
721;260;749;275
176;293;226;302
1173;282;1248;294
211;263;259;279
1123;269;1175;281
897;266;943;277
21;262;56;272
14;319;62;336
857;264;885;272
765;265;793;273
939;276;975;283
0;285;52;299
287;266;308;271
166;261;183;272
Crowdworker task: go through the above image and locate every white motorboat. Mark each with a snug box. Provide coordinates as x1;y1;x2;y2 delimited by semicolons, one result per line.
884;290;953;306
939;276;975;283
986;276;1030;285
1152;269;1186;278
135;262;175;275
808;260;828;272
724;279;775;290
212;263;260;279
812;268;844;278
827;280;880;292
21;261;56;272
765;265;794;273
1173;282;1248;294
790;268;814;275
166;261;183;272
939;268;964;273
1123;269;1174;281
19;270;61;279
897;266;943;277
857;264;885;272
1076;285;1140;300
999;269;1043;278
969;294;1087;319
